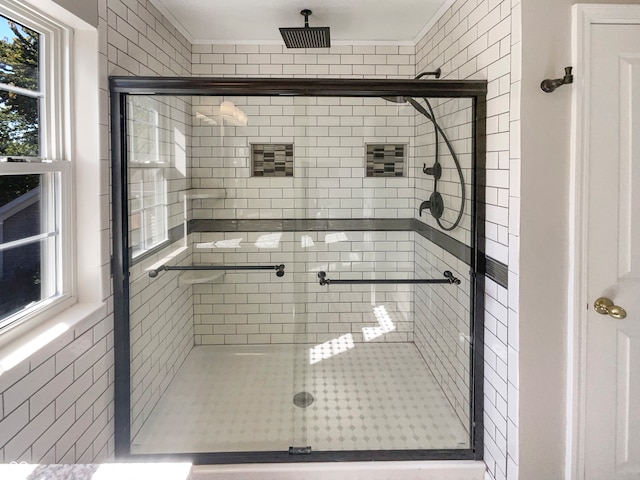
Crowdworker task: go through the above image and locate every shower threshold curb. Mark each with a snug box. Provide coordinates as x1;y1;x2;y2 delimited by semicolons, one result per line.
191;460;486;480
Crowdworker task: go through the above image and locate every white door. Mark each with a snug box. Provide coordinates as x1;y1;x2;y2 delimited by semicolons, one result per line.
583;19;640;480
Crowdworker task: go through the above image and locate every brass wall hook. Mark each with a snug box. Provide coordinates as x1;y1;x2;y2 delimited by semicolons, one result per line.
541;66;574;93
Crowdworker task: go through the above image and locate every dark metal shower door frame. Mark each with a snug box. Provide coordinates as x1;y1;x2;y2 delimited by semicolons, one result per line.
110;76;487;465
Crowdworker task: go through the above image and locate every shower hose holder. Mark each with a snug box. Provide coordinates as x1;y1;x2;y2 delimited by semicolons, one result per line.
423;162;442;179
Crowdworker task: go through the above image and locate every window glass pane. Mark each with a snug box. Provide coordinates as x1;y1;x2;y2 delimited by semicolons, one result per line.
0;174;41;243
0;240;42;321
129;168;168;258
0;14;40;90
128;96;163;164
0;15;40;156
0;173;58;325
0;92;39;156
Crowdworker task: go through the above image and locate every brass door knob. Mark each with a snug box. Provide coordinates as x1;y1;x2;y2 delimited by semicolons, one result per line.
594;297;627;319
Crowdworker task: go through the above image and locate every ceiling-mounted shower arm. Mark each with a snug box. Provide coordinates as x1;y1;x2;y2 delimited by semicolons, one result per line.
301;9;311;27
415;68;442;79
541;66;573;93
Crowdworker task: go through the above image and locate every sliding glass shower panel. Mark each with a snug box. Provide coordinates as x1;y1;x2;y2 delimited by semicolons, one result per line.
126;94;195;455
286;95;475;452
123;90;476;456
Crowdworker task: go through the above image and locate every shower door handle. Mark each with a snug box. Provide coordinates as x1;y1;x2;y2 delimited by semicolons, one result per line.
593;297;627;319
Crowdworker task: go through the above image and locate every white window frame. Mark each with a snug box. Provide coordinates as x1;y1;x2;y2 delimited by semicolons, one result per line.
0;2;74;333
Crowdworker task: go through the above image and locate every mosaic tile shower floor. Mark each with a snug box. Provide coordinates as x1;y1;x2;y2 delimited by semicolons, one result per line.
132;343;468;454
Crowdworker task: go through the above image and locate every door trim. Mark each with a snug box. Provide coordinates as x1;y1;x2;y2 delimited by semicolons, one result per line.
569;5;640;479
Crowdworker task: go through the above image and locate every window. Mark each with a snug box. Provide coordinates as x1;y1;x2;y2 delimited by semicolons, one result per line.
0;4;72;331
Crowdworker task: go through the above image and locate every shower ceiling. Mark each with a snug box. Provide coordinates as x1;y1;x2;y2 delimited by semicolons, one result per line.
149;0;453;44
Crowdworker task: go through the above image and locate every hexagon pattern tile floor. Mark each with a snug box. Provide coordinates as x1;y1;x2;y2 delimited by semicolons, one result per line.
132;343;468;454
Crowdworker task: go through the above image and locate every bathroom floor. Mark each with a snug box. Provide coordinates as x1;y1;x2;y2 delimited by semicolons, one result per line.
131;342;469;454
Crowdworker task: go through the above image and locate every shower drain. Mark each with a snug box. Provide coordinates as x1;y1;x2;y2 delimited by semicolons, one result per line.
293;392;314;408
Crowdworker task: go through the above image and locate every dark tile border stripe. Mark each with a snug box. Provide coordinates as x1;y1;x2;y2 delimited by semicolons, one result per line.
189;218;471;263
189;218;505;287
485;256;508;288
190;218;415;233
411;219;471;265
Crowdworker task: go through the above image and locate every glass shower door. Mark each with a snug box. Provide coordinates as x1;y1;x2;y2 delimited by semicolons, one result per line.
287;93;476;454
120;87;478;458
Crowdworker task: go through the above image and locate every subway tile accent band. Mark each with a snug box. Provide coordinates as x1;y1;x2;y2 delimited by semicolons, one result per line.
190;218;415;233
411;220;471;265
189;218;510;288
186;218;519;289
189;218;474;266
485;256;508;288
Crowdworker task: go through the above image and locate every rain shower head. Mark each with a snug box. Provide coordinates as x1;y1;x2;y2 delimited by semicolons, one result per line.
279;9;331;49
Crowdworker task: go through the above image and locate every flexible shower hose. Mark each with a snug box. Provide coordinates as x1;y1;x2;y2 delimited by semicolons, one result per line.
408;97;466;231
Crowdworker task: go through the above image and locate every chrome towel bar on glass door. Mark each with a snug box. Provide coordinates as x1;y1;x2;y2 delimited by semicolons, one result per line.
148;264;285;278
317;270;460;286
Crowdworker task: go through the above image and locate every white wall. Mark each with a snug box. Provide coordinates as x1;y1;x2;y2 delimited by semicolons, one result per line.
519;0;570;477
518;0;632;479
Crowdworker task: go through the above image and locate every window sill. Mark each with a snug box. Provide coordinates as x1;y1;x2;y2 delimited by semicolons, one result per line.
0;301;106;375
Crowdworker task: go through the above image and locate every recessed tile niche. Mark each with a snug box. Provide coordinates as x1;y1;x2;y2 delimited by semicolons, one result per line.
251;143;294;177
366;143;406;177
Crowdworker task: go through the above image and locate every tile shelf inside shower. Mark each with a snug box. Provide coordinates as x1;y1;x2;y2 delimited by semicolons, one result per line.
183;188;227;200
177;269;225;286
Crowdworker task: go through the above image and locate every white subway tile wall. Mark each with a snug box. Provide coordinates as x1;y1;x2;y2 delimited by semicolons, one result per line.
190;96;416;220
190;231;415;346
415;0;519;479
0;308;112;463
413;233;472;432
414;97;474;246
103;0;193;454
128;244;193;441
192;45;415;79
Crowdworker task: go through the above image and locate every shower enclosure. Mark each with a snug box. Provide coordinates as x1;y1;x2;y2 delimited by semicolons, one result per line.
110;77;486;463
